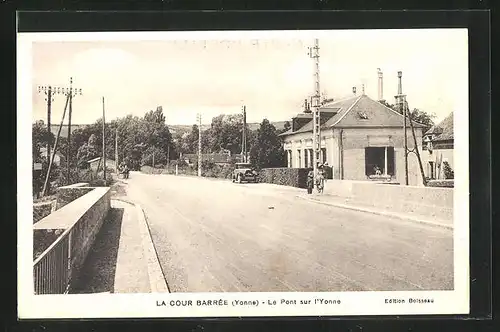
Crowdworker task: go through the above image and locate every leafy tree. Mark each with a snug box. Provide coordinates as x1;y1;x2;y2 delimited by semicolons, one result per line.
208;114;245;154
443;161;454;179
283;121;291;132
379;100;436;133
144;106;166;124
141;146;167;166
250;119;286;169
32;120;57;197
32;120;55;162
76;134;99;169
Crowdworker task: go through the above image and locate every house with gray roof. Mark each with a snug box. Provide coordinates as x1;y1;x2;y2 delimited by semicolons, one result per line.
279;92;426;186
423;112;454;180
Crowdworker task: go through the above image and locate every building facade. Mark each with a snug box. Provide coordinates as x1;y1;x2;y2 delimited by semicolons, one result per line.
280;94;426;186
423;112;454;180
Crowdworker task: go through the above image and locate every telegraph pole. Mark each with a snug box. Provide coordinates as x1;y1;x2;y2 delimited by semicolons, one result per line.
115;126;118;174
308;39;321;178
167;144;170;167
241;105;247;163
197;113;202;177
102;97;106;182
42;93;70;196
38;85;66;164
395;71;408;185
65;77;82;184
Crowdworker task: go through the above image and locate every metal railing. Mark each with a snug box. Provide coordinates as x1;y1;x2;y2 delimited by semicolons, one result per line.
33;228;72;294
33;188;110;294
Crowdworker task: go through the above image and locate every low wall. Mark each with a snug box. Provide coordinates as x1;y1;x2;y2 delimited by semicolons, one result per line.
56;182;92;210
33;186;111;294
324;180;453;222
258;168;311;188
33;200;56;224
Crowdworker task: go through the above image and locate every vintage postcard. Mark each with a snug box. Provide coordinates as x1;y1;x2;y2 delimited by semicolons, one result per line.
18;29;469;318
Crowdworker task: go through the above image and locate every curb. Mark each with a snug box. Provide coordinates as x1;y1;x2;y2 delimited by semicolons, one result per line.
295;195;453;230
135;204;171;293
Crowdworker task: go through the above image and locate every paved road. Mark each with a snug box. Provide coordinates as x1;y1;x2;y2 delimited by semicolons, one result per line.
124;172;454;293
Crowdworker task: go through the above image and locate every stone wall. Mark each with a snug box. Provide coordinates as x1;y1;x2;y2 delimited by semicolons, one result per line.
33;187;111;291
323;180;453;223
56;183;93;210
33;201;56;224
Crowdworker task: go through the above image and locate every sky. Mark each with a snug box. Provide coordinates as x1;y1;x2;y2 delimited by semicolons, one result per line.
29;29;468;126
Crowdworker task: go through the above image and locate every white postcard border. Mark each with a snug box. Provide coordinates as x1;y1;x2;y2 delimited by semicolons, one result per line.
17;29;470;319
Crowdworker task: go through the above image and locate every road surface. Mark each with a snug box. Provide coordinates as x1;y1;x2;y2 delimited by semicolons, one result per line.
124;172;454;293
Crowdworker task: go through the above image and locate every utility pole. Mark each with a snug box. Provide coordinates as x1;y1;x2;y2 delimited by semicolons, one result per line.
65;77;82;184
102;97;107;182
42;93;70;197
197;113;202;177
308;38;321;178
167;144;170;167
241;105;247;163
395;71;408;185
38;85;66;165
115;126;118;174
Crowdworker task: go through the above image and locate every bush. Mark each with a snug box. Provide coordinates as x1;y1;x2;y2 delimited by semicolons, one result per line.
54;167;114;187
427;179;454;188
257;167;312;188
442;161;454;179
141;162;235;179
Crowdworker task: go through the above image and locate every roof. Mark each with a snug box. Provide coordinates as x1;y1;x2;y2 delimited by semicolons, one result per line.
87;157;102;163
280;94;425;137
425;112;453;141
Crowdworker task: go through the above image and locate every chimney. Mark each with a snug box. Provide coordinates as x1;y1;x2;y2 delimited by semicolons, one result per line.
352;86;357;96
397;71;403;95
377;68;384;101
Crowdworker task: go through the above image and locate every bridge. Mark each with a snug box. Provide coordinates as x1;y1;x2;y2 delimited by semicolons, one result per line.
32;172;454;294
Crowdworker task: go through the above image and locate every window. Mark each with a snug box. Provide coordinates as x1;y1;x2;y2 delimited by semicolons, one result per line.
321;148;327;164
297;149;301;168
288;150;293;167
304;149;309;168
365;147;395;176
428;161;435;179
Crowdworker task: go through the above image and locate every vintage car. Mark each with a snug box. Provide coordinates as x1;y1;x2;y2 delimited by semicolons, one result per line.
232;162;258;183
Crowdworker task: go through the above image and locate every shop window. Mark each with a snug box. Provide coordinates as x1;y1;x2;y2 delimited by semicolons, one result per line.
365;147;395;176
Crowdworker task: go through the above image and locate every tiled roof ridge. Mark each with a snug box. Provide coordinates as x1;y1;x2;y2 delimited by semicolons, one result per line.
328;95;364;127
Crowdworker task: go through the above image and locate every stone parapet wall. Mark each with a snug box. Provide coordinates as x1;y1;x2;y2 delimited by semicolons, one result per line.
323;180;453;222
56;183;92;210
33;187;111;293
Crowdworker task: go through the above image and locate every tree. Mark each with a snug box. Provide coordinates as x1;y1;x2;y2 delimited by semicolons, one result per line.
144;106;166;124
76;134;99;169
379;100;435;133
32;120;56;197
250;119;286;169
32;120;51;161
283;121;291;132
208;114;245;154
141;146;167;166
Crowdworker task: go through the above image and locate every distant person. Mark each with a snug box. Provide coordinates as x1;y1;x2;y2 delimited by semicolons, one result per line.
123;163;129;179
316;164;325;193
306;169;314;194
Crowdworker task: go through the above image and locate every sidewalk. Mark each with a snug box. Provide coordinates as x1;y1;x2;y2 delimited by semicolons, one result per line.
295;193;453;230
71;199;169;294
